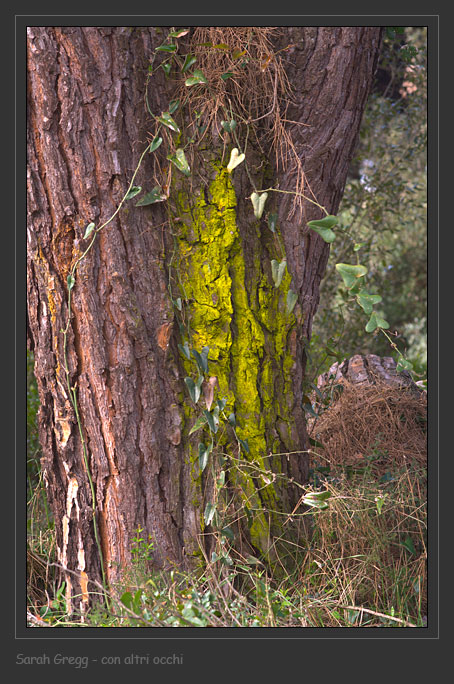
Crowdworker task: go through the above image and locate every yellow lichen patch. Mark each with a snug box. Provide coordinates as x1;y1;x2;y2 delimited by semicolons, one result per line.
174;161;298;555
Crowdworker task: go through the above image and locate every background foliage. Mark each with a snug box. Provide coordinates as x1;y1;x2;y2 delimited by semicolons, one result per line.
307;27;427;382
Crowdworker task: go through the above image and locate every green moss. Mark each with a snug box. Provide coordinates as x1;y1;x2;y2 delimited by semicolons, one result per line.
173;162;298;556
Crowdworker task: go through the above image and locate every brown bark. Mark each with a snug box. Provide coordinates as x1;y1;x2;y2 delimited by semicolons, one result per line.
27;26;382;608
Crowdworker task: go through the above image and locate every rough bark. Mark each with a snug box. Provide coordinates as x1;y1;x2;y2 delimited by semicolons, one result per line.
27;26;382;608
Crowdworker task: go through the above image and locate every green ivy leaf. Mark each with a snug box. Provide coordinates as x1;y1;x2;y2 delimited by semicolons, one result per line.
335;263;368;289
220;71;234;81
356;292;383;315
148;136;163;153
396;357;414;372
182;54;197;73
192;346;209;374
204;409;218;434
238;438;250;453
204;502;216;526
286;288;298;314
189;414;208;436
168;29;189;38
135;186;167;206
185;69;208;86
156;111;180;133
198;442;212;473
184;376;202;404
221;119;237;133
155;44;177;53
167;148;191;177
83;222;96;239
178;341;191;360
125;185;142;200
365;312;389;333
271;259;287;288
267;212;277;233
307;215;338;243
67;274;75;291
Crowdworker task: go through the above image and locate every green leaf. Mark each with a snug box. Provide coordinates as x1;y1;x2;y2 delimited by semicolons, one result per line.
365;312;389;333
168;29;189;38
221;526;234;542
189;414;208;436
204;409;218;434
353;241;366;252
185;69;208;86
308;215;338;230
161;62;171;77
167;148;191;177
125;185;142;200
271;259;287;288
155;43;177;52
192;346;209;374
221;119;237;133
135;186;167;206
307;215;338;243
148;136;163;153
83;222;95;239
335;263;368;289
402;535;416;555
396;357;414;372
217;397;227;412
174;297;182;311
286;288;298;314
220;71;234;81
250;192;268;219
181;54;197;73
168;99;180;114
204;502;216;526
228;412;236;427
356;292;382;315
184;377;202;404
156;111;180;133
178;341;191;360
238;438;250;453
267;212;277;233
120;591;133;610
67;274;75;291
198;442;211;473
303;490;331;509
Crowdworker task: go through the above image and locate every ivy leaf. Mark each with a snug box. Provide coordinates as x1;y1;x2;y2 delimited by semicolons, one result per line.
178;341;191;360
167;148;191;177
156;111;180;133
67;274;75;291
267;213;277;233
192;346;210;374
271;259;287;288
198;442;212;473
221;119;237;133
189;414;208;436
182;54;197;73
168;99;180;114
226;147;245;173
124;185;142;200
356;292;382;315
335;263;368;289
185;69;208;86
238;438;250;453
365;312;389;333
168;29;190;38
286;288;298;314
83;222;95;239
250;192;268;219
148;136;163;153
184;376;202;404
308;216;338;243
396;357;414;372
302;490;331;510
220;71;234;81
135;186;167;206
204;502;216;526
204;409;218;434
155;43;177;53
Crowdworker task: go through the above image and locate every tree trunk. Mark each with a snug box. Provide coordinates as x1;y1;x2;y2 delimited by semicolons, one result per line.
27;26;382;610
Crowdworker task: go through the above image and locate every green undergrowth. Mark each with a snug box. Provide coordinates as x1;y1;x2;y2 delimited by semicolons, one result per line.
28;449;427;628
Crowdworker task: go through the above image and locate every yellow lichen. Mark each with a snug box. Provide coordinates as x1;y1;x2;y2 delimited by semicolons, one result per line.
173;161;298;555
